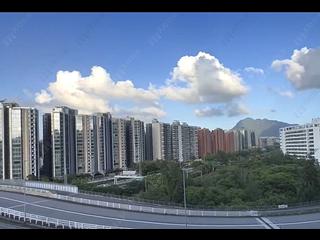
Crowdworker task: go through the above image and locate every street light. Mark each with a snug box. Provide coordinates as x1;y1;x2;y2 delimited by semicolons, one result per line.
23;179;26;223
182;168;187;229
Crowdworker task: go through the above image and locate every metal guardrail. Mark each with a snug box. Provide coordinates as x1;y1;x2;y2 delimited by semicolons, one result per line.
0;185;54;197
0;184;260;217
54;193;259;217
79;189;186;208
2;184;320;218
0;206;125;229
0;180;78;194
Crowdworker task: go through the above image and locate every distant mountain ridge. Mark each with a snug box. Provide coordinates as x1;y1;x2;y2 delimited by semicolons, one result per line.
231;117;296;138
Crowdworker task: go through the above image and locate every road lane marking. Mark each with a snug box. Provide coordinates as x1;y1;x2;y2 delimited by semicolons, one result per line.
0;196;261;228
276;219;320;226
261;217;280;229
8;199;51;209
255;218;271;229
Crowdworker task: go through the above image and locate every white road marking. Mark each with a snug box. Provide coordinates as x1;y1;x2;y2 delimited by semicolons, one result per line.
261;217;280;229
255;218;271;229
8;199;50;209
276;219;320;226
0;196;262;228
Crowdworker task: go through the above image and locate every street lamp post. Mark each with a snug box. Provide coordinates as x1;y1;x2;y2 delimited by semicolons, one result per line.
182;168;187;229
23;180;26;223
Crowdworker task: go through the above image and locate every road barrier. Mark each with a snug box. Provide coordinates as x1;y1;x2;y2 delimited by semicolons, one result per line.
0;206;126;229
0;180;78;194
0;185;55;198
2;184;320;218
53;193;259;217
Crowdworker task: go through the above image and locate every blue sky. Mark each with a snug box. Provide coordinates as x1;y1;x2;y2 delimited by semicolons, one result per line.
1;13;320;130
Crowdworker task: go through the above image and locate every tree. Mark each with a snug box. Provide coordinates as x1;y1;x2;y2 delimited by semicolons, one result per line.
26;174;37;181
160;161;183;202
299;158;320;201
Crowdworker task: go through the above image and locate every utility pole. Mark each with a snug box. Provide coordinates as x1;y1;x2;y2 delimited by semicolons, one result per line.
64;173;67;185
139;159;142;176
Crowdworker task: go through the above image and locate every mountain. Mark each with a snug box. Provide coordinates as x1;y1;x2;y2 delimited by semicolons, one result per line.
232;117;295;138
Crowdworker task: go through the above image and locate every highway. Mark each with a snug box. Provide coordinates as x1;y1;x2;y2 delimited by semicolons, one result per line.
0;219;29;229
1;191;320;229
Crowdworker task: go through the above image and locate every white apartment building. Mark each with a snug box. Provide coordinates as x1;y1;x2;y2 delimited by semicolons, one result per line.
150;119;172;161
51;106;78;178
280;118;320;162
75;115;97;175
0;103;39;180
171;120;183;162
112;118;127;170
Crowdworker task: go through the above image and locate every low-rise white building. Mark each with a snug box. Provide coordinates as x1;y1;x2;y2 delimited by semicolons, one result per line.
280;118;320;162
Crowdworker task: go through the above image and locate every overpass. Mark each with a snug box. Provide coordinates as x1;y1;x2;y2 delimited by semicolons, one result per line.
0;181;320;229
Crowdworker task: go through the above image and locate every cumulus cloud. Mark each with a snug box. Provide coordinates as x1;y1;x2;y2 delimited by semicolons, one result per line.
226;103;249;117
195;102;249;118
159;51;249;104
34;66;163;118
194;107;224;117
271;47;320;90
244;67;264;75
35;90;52;104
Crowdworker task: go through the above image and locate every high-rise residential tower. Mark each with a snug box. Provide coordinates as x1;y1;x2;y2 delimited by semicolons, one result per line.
212;128;226;154
51;106;77;179
96;113;113;173
112;118;127;170
126;117;145;167
145;123;153;161
189;126;199;160
198;128;213;158
75;115;97;175
0;102;39;180
225;131;235;153
42;113;52;178
171;120;183;162
151;119;172;161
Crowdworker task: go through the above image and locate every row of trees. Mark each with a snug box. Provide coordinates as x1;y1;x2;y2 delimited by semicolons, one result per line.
69;147;320;209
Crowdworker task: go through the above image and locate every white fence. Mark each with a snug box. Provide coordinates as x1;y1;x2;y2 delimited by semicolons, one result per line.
0;180;78;194
0;206;125;229
25;181;78;194
54;194;259;217
0;183;259;217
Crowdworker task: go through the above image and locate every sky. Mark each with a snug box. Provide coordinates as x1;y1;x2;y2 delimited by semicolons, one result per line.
1;13;320;130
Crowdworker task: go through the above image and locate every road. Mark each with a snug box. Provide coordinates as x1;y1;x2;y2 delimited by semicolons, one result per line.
0;191;320;229
0;219;29;229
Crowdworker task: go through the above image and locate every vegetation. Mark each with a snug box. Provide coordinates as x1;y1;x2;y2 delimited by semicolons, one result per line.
69;147;320;209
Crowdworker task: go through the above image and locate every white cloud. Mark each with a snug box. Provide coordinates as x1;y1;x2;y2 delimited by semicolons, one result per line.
159;51;249;104
271;47;320;90
194;107;224;117
195;102;249;118
34;66;163;118
278;90;294;98
226;103;249;117
244;67;264;75
35;90;52;104
267;87;295;98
